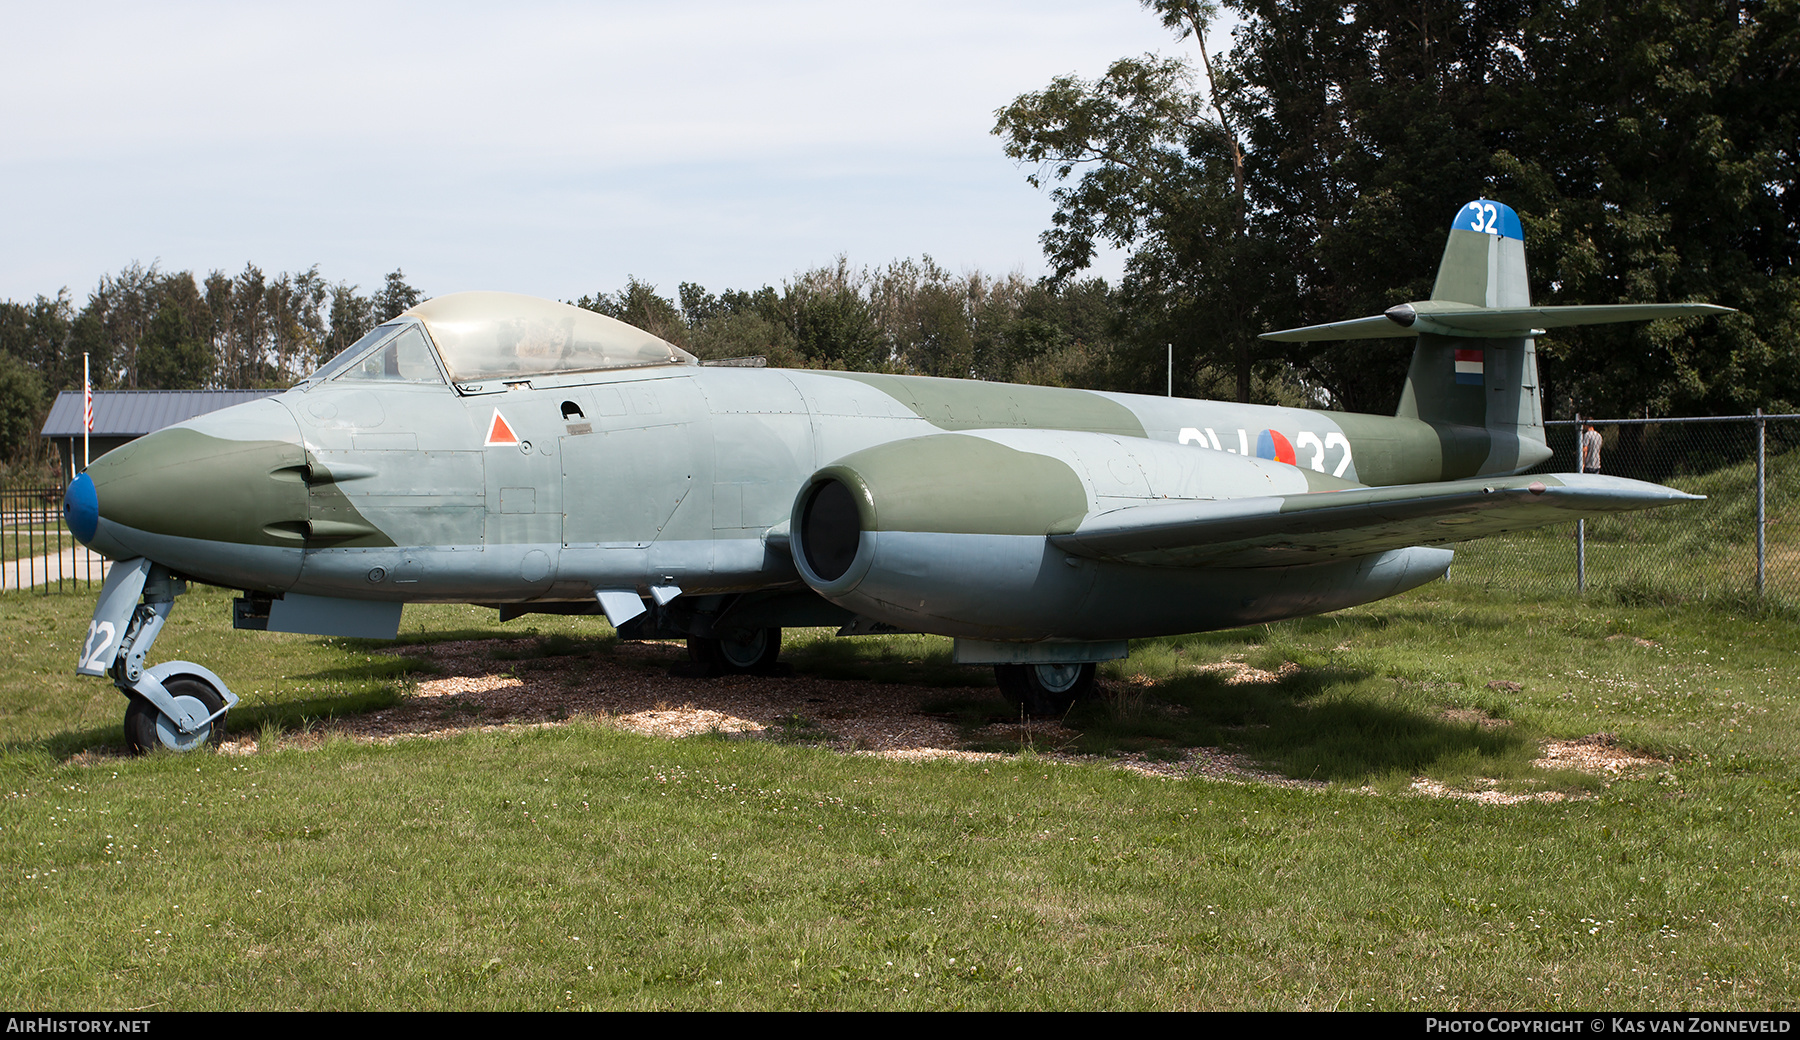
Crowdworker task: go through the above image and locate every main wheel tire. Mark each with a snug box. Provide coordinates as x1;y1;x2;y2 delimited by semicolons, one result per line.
995;662;1097;716
124;677;227;754
687;628;782;675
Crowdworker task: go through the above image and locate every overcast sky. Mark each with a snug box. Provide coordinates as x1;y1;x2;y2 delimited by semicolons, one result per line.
1;1;1227;306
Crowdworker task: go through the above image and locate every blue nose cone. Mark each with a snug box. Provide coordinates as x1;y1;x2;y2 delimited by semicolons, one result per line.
64;473;99;545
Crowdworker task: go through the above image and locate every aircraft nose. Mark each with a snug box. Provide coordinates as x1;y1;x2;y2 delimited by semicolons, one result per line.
64;473;100;546
79;398;310;559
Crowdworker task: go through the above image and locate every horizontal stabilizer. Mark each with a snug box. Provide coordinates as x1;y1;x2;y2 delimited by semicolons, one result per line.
1256;314;1414;342
1049;473;1700;568
1261;302;1733;342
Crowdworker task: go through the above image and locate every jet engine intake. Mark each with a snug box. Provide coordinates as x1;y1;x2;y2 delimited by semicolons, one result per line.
797;476;862;583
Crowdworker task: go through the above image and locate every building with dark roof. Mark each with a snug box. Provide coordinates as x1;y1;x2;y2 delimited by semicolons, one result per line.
39;389;279;477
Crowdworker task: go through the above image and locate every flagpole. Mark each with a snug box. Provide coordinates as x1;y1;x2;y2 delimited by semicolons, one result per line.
83;353;91;472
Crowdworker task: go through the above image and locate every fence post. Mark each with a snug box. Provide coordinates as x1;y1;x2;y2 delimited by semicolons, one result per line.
1757;408;1767;598
1576;413;1587;593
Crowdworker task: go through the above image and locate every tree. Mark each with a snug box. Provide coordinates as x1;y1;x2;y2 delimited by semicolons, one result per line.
785;258;883;369
0;291;76;398
0;352;46;465
680;283;803;365
372;269;423;323
136;296;214;389
576;278;689;346
90;261;164;389
326;282;378;361
994;2;1276;403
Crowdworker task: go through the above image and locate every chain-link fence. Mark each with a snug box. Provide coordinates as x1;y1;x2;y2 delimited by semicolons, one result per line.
1446;414;1800;609
1;486;105;593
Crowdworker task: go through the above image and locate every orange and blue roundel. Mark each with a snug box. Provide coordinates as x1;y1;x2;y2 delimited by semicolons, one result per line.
1455;348;1485;386
1255;429;1296;465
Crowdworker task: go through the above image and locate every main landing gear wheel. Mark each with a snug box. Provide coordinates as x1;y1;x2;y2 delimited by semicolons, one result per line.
124;677;227;754
995;662;1097;717
688;627;782;675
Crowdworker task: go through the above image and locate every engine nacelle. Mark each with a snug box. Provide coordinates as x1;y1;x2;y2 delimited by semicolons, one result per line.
787;429;1442;641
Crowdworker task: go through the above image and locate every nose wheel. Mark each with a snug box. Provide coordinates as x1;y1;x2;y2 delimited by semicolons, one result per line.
124;677;228;753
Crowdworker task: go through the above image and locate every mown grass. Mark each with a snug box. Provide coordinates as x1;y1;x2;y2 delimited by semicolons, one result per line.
2;578;1797;1009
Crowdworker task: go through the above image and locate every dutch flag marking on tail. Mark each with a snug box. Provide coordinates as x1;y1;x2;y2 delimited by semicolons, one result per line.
1454;348;1484;386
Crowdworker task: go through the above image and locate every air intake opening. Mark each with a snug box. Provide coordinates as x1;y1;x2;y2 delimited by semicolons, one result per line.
800;479;861;582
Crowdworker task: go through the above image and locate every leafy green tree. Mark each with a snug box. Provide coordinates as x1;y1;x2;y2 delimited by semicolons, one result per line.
0;291;76;398
0;352;46;464
576;278;689;346
679;284;803;365
326;283;378;362
784;259;883;369
372;269;423;324
90;261;165;389
136;296;214;389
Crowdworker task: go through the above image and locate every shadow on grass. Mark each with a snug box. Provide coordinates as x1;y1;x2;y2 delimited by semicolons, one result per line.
3;661;420;762
358;626;527;649
782;635;991;688
2;722;131;765
228;687;407;736
485;632;619;661
1055;664;1539;785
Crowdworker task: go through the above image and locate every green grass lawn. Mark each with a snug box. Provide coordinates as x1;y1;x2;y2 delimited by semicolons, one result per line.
2;580;1796;1010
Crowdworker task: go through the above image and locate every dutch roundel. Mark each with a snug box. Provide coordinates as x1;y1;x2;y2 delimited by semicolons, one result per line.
1255;429;1296;465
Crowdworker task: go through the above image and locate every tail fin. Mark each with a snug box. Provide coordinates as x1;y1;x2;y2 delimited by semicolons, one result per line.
1260;199;1731;479
1396;199;1545;475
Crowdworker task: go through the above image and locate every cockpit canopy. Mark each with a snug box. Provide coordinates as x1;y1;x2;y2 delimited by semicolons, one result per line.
407;292;696;382
302;292;696;388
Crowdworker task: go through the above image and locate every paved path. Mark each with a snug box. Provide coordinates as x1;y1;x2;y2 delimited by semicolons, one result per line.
1;547;109;591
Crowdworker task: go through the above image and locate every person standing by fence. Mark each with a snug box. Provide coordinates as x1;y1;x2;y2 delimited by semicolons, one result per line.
1581;423;1603;474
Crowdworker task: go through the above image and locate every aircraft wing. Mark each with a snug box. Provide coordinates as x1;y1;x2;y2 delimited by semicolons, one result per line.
1048;473;1700;567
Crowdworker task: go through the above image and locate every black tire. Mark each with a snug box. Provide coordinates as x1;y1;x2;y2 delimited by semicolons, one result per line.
687;628;782;675
995;662;1097;716
124;677;227;754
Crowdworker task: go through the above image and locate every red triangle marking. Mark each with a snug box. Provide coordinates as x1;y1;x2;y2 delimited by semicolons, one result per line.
485;409;519;446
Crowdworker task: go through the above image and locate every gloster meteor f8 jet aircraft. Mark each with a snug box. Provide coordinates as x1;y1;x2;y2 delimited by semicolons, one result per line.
66;200;1725;751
